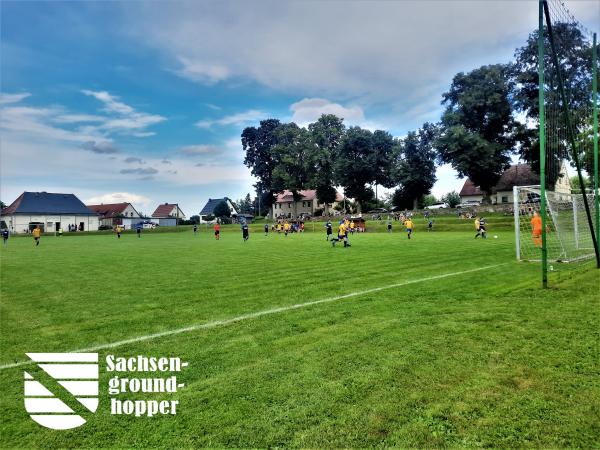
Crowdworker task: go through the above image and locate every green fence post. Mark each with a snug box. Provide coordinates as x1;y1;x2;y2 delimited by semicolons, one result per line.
539;0;548;287
593;32;599;265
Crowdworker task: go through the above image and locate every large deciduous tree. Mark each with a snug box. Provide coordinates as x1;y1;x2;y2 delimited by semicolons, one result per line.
242;119;281;209
308;114;345;215
334;126;375;212
393;123;438;209
271;123;314;218
370;130;396;198
437;64;519;202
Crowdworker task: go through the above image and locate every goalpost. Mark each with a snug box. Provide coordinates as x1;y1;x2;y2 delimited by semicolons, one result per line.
534;0;599;286
514;185;597;263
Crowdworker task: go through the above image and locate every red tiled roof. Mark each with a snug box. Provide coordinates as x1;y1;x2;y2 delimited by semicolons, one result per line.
493;164;539;192
86;203;130;218
275;190;316;203
1;192;25;215
460;164;541;196
459;179;483;197
152;203;176;217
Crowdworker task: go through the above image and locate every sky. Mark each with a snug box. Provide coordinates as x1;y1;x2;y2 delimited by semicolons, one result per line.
1;0;598;216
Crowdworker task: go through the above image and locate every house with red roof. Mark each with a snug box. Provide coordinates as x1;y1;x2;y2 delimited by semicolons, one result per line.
271;189;344;219
459;162;570;205
86;202;142;229
151;203;186;226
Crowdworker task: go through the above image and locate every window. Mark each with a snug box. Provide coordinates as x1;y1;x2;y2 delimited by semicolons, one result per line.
288;203;291;209
501;196;509;203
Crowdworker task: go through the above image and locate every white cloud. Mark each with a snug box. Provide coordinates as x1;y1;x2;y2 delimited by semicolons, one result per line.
175;56;230;85
127;1;597;101
178;144;221;156
53;113;106;123
0;106;102;142
196;109;266;129
431;164;465;199
289;98;365;127
86;192;152;208
81;90;135;115
0;92;31;104
81;89;166;135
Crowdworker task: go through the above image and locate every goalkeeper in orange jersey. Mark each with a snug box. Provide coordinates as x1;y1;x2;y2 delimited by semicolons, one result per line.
531;211;543;248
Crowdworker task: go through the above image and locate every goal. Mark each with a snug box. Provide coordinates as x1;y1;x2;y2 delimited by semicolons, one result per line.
514;185;597;262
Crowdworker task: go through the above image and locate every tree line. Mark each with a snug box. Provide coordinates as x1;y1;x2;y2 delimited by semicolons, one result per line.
242;22;597;212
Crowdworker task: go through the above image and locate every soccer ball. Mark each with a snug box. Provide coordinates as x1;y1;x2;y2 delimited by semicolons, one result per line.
494;235;498;239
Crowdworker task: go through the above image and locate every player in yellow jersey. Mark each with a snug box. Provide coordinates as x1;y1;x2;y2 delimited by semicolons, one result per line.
32;225;41;246
404;218;414;239
331;220;351;247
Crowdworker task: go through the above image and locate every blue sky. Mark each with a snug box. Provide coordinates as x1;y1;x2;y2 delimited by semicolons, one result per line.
1;0;598;215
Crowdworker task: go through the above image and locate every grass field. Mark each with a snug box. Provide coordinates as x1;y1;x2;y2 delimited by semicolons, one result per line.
1;227;598;447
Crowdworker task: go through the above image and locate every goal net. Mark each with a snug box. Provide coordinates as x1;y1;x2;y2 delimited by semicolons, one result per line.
514;185;597;262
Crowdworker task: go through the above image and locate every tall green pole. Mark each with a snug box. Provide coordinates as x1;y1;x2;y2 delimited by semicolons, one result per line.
593;32;599;265
539;0;548;287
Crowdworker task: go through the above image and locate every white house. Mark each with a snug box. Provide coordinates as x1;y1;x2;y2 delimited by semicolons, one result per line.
271;190;344;219
199;197;239;223
151;203;186;226
86;202;142;229
1;191;99;233
459;162;571;205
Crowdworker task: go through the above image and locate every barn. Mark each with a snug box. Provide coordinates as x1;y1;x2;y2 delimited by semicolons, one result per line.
0;191;99;233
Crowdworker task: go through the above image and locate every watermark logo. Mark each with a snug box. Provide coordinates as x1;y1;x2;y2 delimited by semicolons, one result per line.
24;353;99;430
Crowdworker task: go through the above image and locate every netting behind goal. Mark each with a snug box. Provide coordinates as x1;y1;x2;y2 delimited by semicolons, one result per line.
515;185;597;262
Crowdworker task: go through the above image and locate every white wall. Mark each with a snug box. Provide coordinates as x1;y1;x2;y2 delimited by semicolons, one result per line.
2;214;99;233
272;199;317;219
460;194;484;203
122;204;141;218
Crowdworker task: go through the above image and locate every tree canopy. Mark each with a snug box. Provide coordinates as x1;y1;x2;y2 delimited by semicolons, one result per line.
437;64;519;201
213;201;231;218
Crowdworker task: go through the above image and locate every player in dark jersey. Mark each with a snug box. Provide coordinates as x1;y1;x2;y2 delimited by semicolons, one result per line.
242;222;249;241
325;220;333;240
2;229;9;246
264;223;269;236
475;217;487;239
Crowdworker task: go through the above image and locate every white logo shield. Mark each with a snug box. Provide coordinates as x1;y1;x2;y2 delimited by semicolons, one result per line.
24;353;99;430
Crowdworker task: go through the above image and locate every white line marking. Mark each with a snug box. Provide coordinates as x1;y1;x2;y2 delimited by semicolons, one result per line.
0;263;506;370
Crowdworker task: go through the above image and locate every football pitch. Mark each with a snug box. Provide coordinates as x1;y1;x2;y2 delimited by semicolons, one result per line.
0;228;598;447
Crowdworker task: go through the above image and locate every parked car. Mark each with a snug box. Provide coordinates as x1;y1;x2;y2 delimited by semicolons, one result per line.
425;202;449;210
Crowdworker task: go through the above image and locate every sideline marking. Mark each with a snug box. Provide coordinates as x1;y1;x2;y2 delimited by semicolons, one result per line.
0;263;507;370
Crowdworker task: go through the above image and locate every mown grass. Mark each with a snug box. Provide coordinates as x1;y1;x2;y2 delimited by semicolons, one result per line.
0;229;598;448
